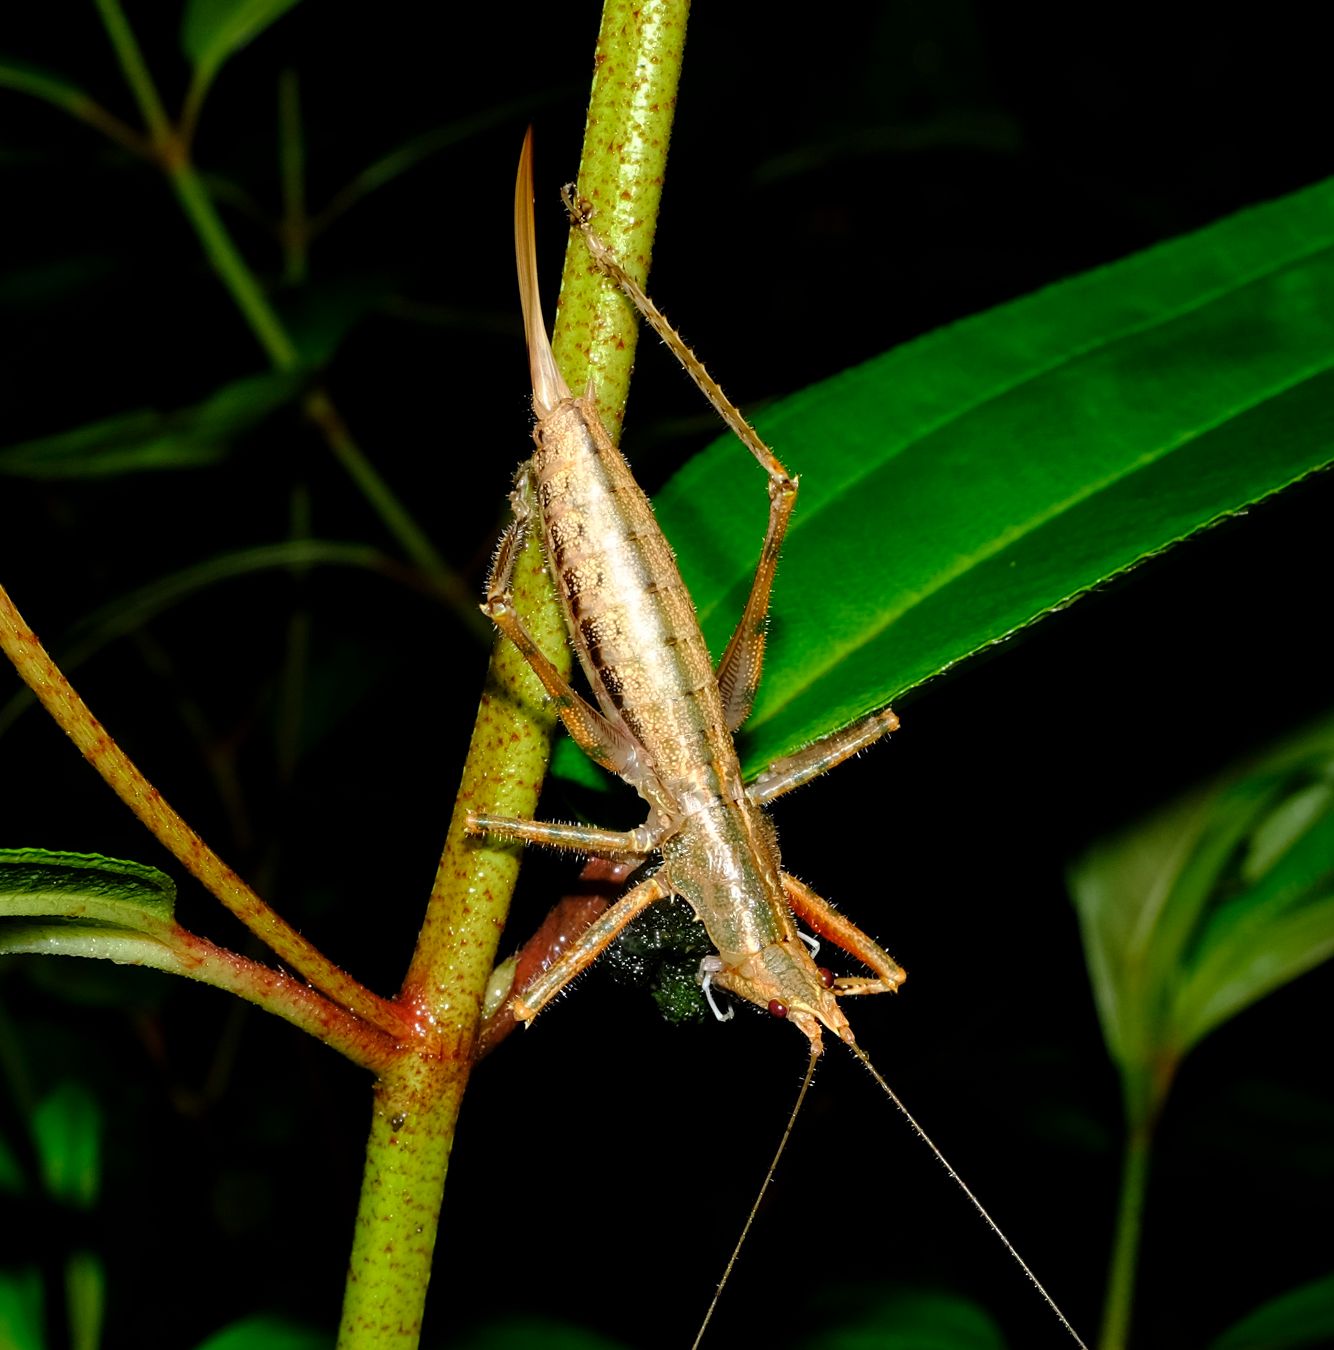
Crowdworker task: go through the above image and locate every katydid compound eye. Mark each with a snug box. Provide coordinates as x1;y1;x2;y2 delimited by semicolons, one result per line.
767;999;788;1019
817;966;835;988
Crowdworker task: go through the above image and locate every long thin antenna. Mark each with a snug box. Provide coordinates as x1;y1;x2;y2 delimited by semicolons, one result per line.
847;1042;1090;1349
691;1046;820;1350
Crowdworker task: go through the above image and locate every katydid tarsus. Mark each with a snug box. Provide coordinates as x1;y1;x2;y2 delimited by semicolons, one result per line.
467;131;1088;1349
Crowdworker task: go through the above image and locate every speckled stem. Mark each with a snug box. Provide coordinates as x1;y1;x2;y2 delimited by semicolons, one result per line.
0;582;410;1041
334;4;691;1347
552;0;690;428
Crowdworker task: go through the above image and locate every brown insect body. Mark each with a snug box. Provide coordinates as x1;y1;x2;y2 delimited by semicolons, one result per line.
468;132;905;1054
466;133;1089;1350
539;392;846;1043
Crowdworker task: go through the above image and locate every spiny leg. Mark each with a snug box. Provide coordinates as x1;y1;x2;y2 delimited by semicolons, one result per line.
748;707;900;806
563;189;790;478
715;472;798;732
466;813;653;858
513;873;673;1020
561;188;802;732
782;872;905;995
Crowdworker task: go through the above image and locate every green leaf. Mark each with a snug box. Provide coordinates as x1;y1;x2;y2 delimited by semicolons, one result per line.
0;256;120;308
798;1286;1007;1350
1069;713;1334;1119
449;1317;627;1350
1210;1272;1334;1349
0;371;302;479
0;850;177;952
0;1267;44;1350
181;0;304;88
647;176;1334;774
32;1082;101;1209
0;1132;24;1195
193;1315;331;1350
549;736;615;795
282;275;393;367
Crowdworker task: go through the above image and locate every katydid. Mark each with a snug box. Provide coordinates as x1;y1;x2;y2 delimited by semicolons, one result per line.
467;131;1087;1349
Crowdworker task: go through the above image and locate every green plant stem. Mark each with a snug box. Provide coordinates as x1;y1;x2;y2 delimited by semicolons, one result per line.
336;528;567;1350
171;139;458;595
553;0;690;415
1099;1112;1156;1350
169;156;303;368
89;0;466;607
335;3;691;1346
0;61;150;157
90;0;172;148
303;390;486;628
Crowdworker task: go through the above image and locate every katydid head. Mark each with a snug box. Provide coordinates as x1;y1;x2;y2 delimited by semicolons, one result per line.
711;938;856;1054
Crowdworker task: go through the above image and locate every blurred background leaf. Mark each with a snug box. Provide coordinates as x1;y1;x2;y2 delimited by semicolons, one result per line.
0;372;304;480
0;1266;44;1350
1210;1273;1334;1350
193;1313;331;1350
182;0;305;111
445;1317;627;1350
798;1286;1007;1350
1071;712;1334;1122
31;1081;101;1210
1070;713;1334;1347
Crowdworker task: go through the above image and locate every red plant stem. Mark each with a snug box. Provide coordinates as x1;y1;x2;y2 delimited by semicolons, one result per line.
0;582;413;1041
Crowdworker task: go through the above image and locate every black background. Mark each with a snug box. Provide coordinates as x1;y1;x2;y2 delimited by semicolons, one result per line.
2;4;1332;1347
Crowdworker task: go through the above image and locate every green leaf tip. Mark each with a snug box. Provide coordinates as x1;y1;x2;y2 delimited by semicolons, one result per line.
1069;710;1334;1112
33;1081;102;1210
181;0;304;77
192;1313;332;1350
1210;1271;1334;1349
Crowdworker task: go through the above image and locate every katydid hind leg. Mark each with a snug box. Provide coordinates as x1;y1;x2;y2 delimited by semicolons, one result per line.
715;470;798;732
563;186;806;734
564;185;792;484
